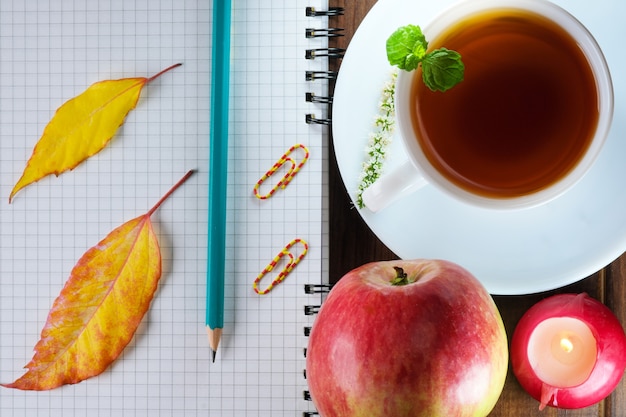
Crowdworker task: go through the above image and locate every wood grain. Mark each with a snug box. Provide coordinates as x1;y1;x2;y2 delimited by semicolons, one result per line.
327;1;626;415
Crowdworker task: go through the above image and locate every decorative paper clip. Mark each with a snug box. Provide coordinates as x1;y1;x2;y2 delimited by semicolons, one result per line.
253;238;309;295
253;144;309;199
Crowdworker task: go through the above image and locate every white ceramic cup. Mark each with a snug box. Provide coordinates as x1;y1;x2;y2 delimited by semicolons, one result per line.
362;0;613;212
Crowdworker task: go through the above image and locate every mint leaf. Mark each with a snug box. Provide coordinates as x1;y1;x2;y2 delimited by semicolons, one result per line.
421;48;465;92
386;25;464;92
386;25;428;71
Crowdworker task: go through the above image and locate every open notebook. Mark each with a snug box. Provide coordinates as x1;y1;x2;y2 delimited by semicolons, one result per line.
0;1;332;416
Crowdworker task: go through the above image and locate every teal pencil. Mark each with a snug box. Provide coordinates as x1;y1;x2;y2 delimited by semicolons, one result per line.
207;0;232;362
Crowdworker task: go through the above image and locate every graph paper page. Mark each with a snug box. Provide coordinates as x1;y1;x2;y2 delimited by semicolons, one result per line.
0;1;327;416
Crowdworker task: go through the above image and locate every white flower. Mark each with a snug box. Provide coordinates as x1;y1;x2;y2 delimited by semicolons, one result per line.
356;70;398;209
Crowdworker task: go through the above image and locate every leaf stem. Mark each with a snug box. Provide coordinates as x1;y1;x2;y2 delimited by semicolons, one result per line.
147;63;183;83
147;170;195;216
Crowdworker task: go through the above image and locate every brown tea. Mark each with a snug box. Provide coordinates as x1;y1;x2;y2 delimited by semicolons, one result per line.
411;9;599;198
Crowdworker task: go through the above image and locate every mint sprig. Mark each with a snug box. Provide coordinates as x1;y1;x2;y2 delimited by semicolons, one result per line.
386;24;464;92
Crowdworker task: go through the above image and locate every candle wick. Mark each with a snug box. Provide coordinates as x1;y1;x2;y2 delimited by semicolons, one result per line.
560;337;574;353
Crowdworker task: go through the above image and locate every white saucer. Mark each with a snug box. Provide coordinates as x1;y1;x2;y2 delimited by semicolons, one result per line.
332;0;626;295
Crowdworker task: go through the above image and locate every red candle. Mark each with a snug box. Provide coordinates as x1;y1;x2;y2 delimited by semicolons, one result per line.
511;293;626;409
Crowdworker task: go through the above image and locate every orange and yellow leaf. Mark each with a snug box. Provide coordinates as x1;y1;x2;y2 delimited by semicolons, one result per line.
9;63;182;203
4;216;160;390
3;170;194;390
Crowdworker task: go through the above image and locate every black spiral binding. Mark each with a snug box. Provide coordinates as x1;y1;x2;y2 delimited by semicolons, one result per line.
306;92;333;105
306;27;344;38
305;6;344;16
304;283;332;294
303;283;332;413
303;8;339;415
305;6;344;126
305;70;337;81
305;47;345;60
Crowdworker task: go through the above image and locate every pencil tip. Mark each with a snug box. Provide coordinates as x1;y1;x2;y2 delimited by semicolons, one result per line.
207;326;223;361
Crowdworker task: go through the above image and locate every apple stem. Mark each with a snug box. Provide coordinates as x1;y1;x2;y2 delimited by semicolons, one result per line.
390;267;410;286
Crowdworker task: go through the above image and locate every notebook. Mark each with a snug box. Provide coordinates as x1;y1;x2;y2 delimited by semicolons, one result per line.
0;1;335;416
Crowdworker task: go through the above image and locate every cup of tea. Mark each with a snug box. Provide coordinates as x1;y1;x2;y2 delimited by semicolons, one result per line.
362;0;613;212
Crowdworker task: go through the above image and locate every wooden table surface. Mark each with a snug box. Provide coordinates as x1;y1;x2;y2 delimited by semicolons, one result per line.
326;1;626;415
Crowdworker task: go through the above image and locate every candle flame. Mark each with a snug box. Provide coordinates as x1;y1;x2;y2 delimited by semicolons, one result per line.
560;337;574;353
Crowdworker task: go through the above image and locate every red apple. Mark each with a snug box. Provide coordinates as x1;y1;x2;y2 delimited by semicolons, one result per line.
306;259;508;417
511;293;626;409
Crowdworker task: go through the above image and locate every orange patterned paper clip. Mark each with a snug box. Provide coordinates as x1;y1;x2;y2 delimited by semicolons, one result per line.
253;238;309;295
253;144;309;199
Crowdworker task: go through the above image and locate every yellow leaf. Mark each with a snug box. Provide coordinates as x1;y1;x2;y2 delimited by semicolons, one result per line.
3;170;194;390
9;63;182;203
